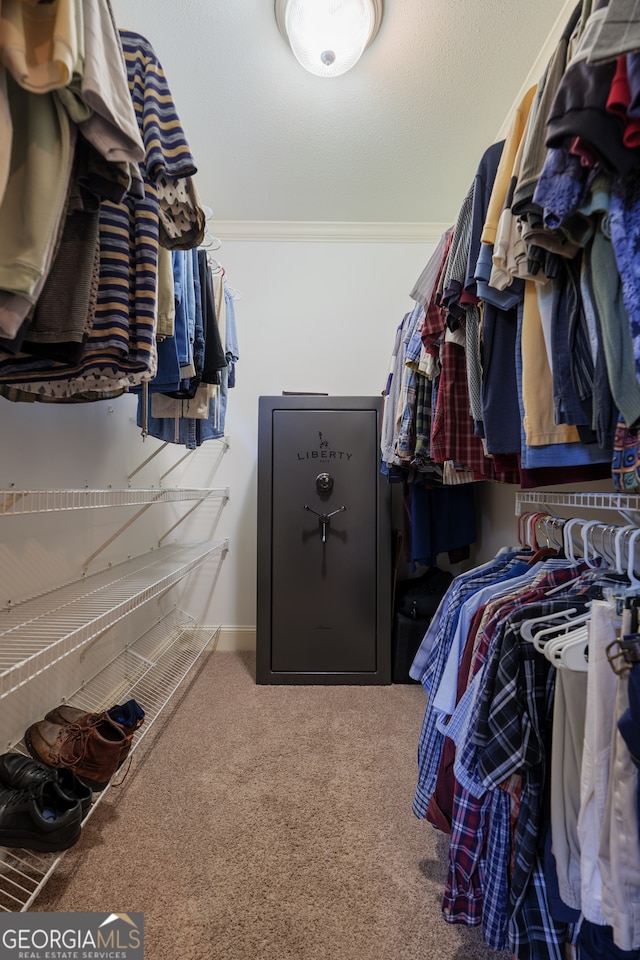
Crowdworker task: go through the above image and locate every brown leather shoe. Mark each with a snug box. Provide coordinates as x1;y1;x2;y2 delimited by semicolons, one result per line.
24;714;127;792
44;701;144;769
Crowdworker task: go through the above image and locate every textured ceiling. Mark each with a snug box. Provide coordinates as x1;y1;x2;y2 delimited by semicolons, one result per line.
110;0;572;228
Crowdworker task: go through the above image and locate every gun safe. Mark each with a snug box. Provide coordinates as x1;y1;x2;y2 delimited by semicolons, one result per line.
256;395;391;684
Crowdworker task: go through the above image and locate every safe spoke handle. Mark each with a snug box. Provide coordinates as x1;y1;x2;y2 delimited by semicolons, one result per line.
303;504;347;543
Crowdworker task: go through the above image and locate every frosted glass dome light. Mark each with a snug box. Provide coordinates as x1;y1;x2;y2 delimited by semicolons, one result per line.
275;0;383;78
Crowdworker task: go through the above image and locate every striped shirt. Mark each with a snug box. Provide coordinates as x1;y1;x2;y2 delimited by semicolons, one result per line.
0;30;199;396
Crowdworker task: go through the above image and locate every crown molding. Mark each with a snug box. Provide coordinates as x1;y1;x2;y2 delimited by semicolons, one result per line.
211;220;449;243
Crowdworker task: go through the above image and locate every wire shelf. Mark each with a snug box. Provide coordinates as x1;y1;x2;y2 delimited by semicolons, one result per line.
515;491;640;516
0;488;229;516
0;541;228;700
0;608;219;912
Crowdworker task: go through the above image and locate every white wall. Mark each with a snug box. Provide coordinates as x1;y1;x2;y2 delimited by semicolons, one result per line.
3;232;623;664
181;237;619;642
187;233;610;648
0;238;438;656
181;237;438;645
0;236;621;673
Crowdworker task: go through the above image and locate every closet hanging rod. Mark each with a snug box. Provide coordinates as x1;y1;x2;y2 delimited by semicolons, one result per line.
531;513;640;576
515;490;640;517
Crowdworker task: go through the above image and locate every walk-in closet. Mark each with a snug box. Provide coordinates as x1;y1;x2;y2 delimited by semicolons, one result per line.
1;2;640;960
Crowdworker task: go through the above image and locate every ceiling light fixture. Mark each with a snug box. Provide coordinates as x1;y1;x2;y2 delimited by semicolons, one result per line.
275;0;383;78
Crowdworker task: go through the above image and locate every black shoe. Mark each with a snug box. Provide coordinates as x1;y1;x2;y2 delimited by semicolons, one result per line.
0;780;82;852
0;752;92;816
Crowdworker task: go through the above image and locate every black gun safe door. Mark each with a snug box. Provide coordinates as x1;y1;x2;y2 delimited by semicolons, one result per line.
256;396;391;684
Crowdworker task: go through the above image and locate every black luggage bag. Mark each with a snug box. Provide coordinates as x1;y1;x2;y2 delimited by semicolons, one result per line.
391;567;453;683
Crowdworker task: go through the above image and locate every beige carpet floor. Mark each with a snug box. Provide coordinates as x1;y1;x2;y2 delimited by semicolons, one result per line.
32;651;507;960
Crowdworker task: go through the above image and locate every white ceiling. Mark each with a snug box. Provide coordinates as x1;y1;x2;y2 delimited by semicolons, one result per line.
109;0;573;233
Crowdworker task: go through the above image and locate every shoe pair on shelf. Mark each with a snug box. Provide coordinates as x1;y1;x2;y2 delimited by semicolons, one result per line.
0;754;88;852
25;699;145;794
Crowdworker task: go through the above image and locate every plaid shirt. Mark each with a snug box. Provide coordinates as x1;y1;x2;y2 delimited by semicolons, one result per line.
396;304;424;461
412;372;434;466
412;553;522;819
475;599;589;914
442;783;512;950
508;854;575;960
443;570;586;957
431;340;490;479
431;340;520;482
454;572;585;798
477;608;557;907
409;551;518;683
454;569;582;798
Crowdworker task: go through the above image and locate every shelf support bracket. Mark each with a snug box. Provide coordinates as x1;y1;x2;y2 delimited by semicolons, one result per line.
158;449;196;485
127;443;170;483
158;496;226;545
82;502;157;573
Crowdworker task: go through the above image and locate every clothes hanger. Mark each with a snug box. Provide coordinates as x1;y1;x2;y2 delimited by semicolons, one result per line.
207;258;243;298
541;516;596;597
562;516;585;564
615;524;638;576
545;623;590;671
625;527;640;592
532;609;591;655
525;512;559;563
582;523;633;600
531;516;590;599
208;257;225;275
527;511;546;545
515;511;534;552
595;523;619;570
199;230;222;251
558;640;589;671
538;515;565;554
541;593;593;668
198;205;221;251
513;511;549;560
581;519;605;569
544;618;588;650
520;605;583;643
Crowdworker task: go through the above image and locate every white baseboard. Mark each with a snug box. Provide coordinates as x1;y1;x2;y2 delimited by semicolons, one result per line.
215;626;256;652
